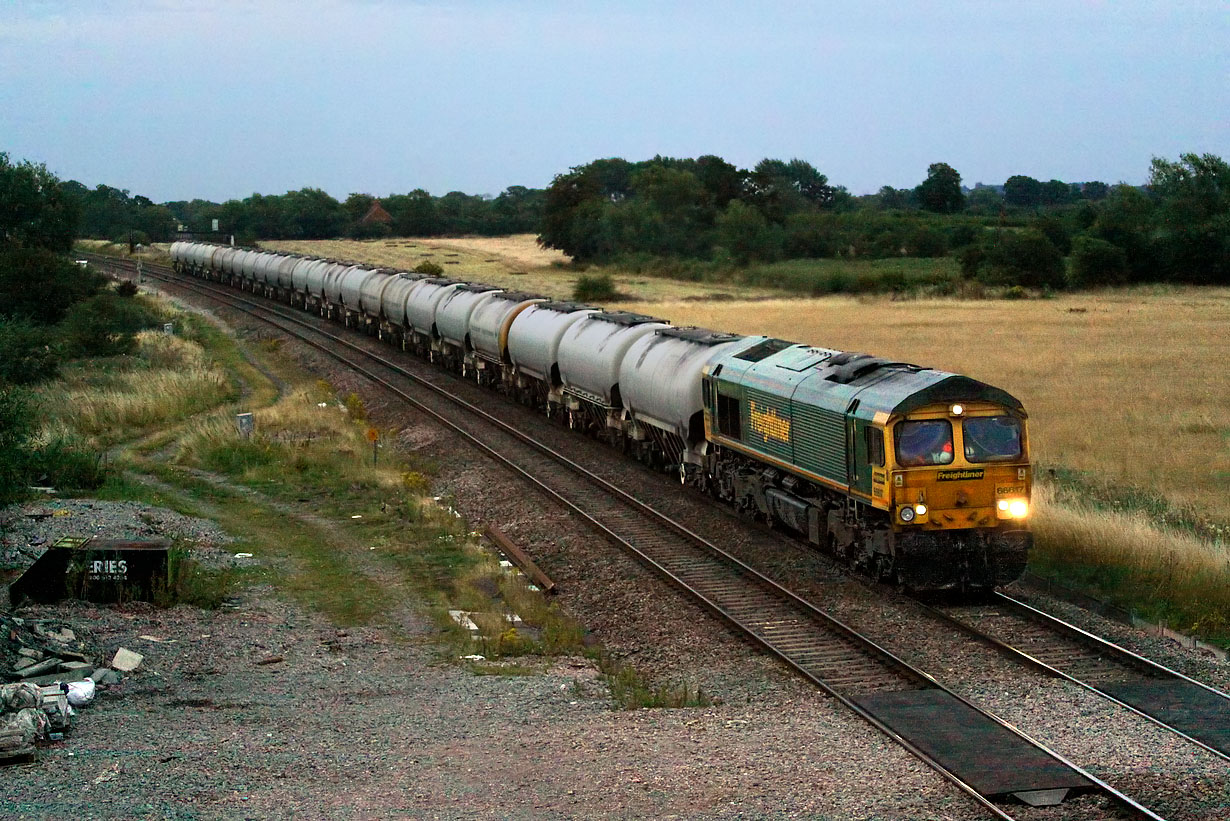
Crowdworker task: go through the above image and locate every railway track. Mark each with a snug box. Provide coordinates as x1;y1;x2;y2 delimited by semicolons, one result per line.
89;253;1167;819
922;591;1230;762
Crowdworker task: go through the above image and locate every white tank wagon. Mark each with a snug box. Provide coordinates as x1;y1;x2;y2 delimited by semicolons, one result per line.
404;278;461;354
235;249;265;291
295;258;330;308
334;265;382;328
435;283;503;367
214;246;241;283
619;327;757;473
375;273;428;347
274;254;301;299
556;311;670;435
316;261;358;318
467;291;546;385
506;302;598;407
356;268;399;335
253;252;284;296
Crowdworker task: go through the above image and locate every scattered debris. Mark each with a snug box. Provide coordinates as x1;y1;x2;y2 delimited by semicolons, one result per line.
110;648;143;673
233;552;253;559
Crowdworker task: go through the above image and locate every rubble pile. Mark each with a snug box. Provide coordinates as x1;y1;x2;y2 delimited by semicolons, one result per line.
1;612;121;763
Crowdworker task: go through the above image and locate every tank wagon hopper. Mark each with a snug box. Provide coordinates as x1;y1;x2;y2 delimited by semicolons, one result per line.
619;327;759;473
434;283;504;372
556;311;670;442
702;339;1032;591
467;291;546;387
374;272;427;347
505;301;597;411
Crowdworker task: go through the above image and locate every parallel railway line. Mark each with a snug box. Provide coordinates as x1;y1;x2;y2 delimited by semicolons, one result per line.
89;252;1179;819
921;591;1230;762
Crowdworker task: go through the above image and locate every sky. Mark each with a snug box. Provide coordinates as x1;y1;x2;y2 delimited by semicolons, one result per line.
1;0;1227;203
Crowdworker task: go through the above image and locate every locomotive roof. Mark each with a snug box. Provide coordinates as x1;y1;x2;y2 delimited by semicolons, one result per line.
711;342;1026;420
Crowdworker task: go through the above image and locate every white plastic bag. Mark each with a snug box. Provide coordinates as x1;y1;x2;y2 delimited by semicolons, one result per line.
66;679;96;707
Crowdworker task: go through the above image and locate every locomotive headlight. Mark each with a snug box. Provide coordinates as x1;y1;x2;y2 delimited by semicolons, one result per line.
899;506;916;523
950;404;964;416
1009;499;1029;518
997;500;1010;512
914;504;927;517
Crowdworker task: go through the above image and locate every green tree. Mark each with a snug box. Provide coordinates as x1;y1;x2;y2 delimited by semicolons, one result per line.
1003;175;1042;208
1148;152;1230;284
1040;179;1076;206
1089;185;1157;281
968;229;1065;288
1080;181;1110;201
0;153;80;251
0;249;104;324
914;163;965;214
715;200;783;264
1068;236;1129;287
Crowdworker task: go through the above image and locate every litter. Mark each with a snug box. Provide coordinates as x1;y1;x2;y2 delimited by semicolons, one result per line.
460;654;485;662
350;515;362;519
233;552;253;559
66;680;95;708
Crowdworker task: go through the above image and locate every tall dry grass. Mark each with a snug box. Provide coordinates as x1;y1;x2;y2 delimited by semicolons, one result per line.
37;331;233;440
1031;482;1230;635
173;386;408;492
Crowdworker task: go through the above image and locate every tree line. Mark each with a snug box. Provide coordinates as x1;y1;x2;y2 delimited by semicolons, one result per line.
20;148;1230;289
1;153;164;503
539;153;1229;288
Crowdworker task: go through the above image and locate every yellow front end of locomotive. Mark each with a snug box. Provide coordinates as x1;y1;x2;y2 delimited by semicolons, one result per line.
885;402;1031;532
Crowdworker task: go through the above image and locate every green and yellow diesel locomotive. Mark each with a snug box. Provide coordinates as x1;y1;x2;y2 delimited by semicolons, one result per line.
701;339;1031;591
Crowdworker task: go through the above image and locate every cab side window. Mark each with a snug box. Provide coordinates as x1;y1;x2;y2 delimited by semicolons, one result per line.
865;427;885;467
717;393;742;439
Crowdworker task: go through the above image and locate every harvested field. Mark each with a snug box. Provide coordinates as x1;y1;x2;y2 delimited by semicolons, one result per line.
261;236;778;302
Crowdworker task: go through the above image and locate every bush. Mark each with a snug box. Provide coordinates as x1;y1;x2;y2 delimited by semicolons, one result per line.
783;212;840;258
967;229;1066;289
28;436;106;490
1069;236;1129;288
573;272;618;302
115;279;139;297
906;225;948;258
0;248;105;325
412;260;444;276
1030;213;1073;255
59;292;162;357
946;222;982;250
0;319;60;385
0;389;32;505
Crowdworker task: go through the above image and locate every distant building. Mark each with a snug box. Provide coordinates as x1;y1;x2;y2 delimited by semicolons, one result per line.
359;200;393;225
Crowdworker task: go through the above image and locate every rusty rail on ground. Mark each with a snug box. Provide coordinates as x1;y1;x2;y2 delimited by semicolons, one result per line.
485;525;556;594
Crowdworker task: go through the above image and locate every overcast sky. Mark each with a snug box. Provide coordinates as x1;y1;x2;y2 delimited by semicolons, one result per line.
1;1;1226;203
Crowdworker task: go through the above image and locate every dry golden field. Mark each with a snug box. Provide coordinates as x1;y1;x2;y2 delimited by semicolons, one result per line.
618;289;1230;520
261;236;779;302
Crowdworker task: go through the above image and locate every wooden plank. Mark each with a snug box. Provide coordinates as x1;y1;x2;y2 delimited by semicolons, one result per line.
484;525;556;594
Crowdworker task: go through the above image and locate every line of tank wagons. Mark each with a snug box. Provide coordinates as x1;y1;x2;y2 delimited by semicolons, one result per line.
169;241;1034;591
